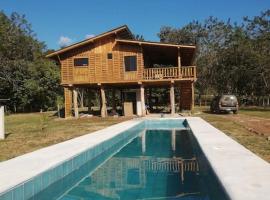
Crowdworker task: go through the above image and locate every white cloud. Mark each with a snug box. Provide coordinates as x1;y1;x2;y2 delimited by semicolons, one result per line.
58;36;72;47
85;34;95;39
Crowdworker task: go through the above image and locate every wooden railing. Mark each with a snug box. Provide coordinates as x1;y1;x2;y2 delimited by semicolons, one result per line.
181;66;196;79
143;66;196;80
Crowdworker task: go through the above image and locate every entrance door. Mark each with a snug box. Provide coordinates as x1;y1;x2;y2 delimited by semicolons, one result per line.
124;92;137;115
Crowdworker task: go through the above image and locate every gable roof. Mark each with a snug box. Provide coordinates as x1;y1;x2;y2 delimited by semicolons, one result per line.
46;25;133;58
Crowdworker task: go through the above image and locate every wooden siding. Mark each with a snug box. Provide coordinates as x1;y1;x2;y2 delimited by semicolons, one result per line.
119;44;143;81
59;34;195;85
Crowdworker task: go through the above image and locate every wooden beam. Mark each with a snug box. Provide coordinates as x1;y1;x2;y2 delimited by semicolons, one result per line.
100;86;107;117
73;89;79;118
116;39;196;49
64;87;72;118
170;83;175;115
140;85;146;116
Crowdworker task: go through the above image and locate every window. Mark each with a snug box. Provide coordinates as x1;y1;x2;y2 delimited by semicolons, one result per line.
74;58;88;67
107;53;113;59
127;169;140;185
124;56;137;71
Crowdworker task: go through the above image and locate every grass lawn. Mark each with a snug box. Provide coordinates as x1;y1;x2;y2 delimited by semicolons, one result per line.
0;112;132;161
194;106;270;162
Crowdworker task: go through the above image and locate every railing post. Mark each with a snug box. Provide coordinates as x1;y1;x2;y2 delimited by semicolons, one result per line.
178;47;181;78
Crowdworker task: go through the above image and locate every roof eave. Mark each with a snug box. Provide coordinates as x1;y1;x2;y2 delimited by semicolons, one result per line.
46;25;132;58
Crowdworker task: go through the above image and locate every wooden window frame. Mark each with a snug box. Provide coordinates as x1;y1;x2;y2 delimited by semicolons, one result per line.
124;55;137;72
107;53;113;60
73;57;89;67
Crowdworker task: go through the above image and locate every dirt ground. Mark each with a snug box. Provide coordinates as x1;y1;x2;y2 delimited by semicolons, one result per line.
194;107;270;138
224;114;270;137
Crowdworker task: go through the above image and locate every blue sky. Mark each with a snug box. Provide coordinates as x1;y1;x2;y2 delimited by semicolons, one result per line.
0;0;269;50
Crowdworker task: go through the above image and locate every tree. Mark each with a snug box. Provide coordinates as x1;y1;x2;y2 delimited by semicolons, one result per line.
157;10;270;101
0;11;61;112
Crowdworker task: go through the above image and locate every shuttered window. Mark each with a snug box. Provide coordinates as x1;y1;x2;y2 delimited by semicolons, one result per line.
124;56;137;71
74;58;88;67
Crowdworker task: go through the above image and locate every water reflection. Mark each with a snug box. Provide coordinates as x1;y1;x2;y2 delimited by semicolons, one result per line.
60;130;214;200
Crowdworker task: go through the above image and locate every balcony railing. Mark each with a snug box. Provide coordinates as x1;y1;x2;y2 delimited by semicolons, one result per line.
143;66;196;80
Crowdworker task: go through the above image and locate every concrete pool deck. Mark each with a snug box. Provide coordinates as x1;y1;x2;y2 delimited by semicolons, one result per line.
0;117;269;199
187;117;270;200
0;120;142;198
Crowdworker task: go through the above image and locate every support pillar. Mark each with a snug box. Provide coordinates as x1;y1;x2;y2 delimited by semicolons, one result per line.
0;106;5;139
120;89;124;116
140;84;146;116
100;86;107;117
149;88;153;111
191;82;194;110
73;89;79;119
170;83;175;115
136;90;142;116
112;89;117;115
64;87;72;118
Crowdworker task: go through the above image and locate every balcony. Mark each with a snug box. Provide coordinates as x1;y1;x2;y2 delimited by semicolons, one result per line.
143;66;196;80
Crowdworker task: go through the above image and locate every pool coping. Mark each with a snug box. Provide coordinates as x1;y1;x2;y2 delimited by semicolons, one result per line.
186;117;270;200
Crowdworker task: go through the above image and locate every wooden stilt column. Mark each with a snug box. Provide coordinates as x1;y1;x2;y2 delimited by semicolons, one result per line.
149;88;153;111
140;84;146;116
170;82;175;115
120;89;124;116
73;88;79;118
112;89;117;115
64;87;72;118
100;86;107;117
191;82;194;110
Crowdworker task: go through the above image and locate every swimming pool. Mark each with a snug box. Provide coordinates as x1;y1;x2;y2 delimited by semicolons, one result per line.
1;120;226;200
55;129;227;200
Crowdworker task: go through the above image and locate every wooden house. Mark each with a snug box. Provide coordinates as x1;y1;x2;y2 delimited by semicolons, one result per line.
46;25;196;118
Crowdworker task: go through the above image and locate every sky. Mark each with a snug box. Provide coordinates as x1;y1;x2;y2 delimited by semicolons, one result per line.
0;0;269;50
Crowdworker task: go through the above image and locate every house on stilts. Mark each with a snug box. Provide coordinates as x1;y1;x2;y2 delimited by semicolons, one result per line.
46;25;196;118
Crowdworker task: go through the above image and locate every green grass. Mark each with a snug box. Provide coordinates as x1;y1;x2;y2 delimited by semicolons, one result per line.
0;112;131;161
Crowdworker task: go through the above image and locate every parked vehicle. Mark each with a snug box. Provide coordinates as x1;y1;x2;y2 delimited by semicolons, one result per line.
210;95;238;114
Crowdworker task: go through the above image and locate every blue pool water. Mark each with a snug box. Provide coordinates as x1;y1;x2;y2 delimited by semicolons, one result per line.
31;128;228;200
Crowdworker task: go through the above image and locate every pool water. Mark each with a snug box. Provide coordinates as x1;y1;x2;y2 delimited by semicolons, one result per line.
51;129;228;200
